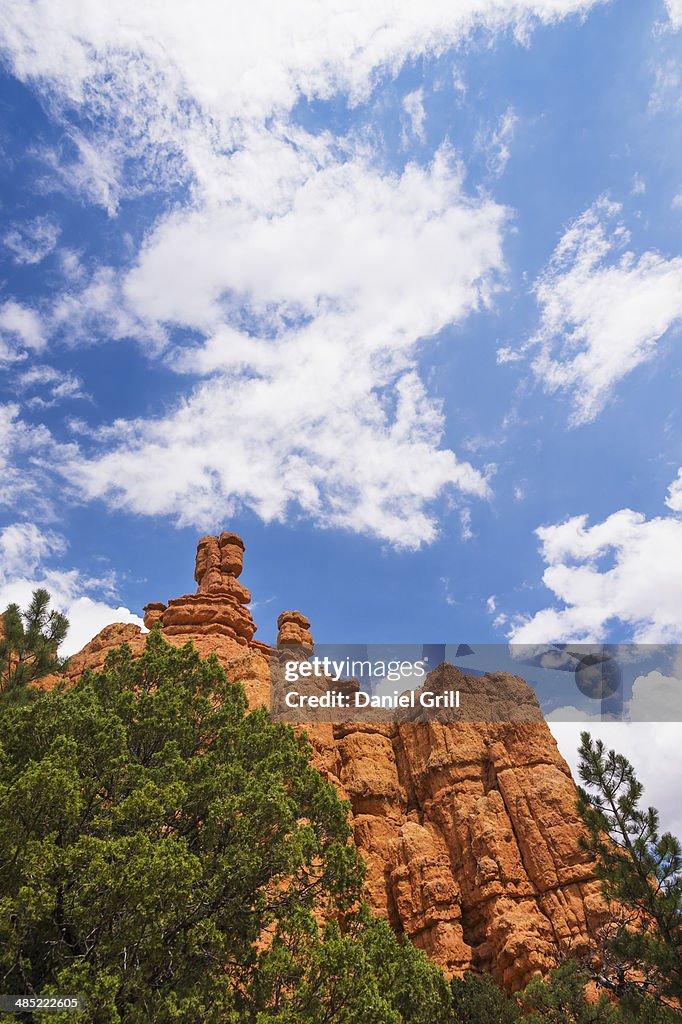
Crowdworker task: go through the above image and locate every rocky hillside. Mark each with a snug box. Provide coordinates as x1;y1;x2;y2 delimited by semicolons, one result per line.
55;532;606;992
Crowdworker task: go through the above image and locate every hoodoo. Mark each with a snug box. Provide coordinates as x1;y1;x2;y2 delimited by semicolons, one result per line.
57;533;606;991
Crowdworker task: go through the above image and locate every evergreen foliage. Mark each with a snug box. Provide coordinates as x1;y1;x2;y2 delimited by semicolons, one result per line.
0;588;68;705
0;630;444;1023
450;971;520;1023
517;961;618;1023
1;632;679;1023
576;732;682;1004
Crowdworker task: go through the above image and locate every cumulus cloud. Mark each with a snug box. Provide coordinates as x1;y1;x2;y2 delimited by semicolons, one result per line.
550;721;682;837
57;145;503;546
509;199;682;424
0;522;143;657
666;468;682;511
125;143;505;335
0;0;604;545
510;470;682;643
67;370;491;548
0;522;66;576
628;670;682;722
0;403;64;514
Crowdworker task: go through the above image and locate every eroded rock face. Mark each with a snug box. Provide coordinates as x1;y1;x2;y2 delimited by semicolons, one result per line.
311;718;604;989
195;532;245;589
144;532;256;645
52;533;605;991
277;610;313;647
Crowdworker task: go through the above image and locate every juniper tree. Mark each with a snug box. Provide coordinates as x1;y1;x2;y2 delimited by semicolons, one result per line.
576;732;682;1005
451;971;520;1023
0;630;457;1024
517;960;618;1024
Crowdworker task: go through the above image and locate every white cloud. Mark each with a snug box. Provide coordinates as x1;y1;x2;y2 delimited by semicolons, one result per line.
666;468;682;511
60;146;503;547
550;721;682;838
486;593;508;628
0;522;143;657
51;265;163;350
0;1;604;145
67;370;491;548
544;669;682;724
124;143;504;334
0;403;63;514
0;1;604;219
0;405;21;503
0;0;604;545
0;301;45;361
402;88;426;143
460;507;474;540
630;173;646;196
518;199;682;424
0;523;66;576
18;365;89;408
479;106;517;175
510;471;682;643
666;0;682;30
36;135;123;217
3;216;60;264
628;670;682;722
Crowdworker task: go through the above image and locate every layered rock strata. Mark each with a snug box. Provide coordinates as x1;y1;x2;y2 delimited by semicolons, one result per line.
277;610;313;647
49;533;605;991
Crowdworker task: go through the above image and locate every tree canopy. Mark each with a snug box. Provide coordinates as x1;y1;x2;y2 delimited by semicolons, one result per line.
0;630;447;1023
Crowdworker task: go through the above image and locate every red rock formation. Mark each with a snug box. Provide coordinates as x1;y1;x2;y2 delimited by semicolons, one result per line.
277;610;313;647
144;532;256;644
50;533;606;991
312;717;605;988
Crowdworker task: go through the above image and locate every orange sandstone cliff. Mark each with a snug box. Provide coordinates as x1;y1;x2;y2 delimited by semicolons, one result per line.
57;533;605;991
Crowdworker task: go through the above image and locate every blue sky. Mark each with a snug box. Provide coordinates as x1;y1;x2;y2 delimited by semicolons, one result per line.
1;0;682;823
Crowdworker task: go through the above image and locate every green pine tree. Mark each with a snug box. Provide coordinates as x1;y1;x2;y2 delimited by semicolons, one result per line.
576;732;682;1005
0;588;69;705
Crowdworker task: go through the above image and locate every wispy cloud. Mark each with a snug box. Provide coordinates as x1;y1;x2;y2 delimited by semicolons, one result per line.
3;215;60;264
478;106;517;176
402;88;426;144
505;198;682;424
